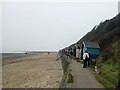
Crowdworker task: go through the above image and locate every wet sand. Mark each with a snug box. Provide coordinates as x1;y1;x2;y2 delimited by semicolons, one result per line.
2;52;63;88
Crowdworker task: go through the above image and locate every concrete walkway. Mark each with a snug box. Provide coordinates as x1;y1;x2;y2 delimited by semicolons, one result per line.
71;59;104;88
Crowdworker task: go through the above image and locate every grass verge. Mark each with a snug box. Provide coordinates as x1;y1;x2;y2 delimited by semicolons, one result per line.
89;62;118;88
67;73;73;83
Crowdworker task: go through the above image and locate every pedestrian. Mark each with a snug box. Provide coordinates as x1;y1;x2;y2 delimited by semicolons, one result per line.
65;47;69;59
76;46;81;62
73;45;76;57
76;46;81;58
68;48;70;56
70;48;73;58
83;50;89;68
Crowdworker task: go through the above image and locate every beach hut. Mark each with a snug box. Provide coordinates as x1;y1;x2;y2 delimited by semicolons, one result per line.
81;41;100;61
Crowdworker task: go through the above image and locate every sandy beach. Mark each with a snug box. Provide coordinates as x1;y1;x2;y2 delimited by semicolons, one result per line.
2;52;63;88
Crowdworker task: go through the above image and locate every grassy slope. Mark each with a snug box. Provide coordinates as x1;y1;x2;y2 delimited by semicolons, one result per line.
89;41;119;88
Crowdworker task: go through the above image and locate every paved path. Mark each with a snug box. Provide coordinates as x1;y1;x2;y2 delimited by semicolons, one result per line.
71;60;104;88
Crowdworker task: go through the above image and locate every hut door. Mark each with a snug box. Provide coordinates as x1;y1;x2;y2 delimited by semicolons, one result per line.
81;44;84;59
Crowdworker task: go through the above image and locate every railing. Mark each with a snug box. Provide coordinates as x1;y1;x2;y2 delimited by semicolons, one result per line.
59;52;72;88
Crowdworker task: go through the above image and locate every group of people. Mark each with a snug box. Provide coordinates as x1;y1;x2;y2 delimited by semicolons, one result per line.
63;45;81;59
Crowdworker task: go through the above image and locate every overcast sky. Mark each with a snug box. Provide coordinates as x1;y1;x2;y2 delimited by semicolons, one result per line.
1;0;119;52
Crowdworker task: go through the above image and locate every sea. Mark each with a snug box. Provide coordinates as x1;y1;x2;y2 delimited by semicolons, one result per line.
1;52;40;60
1;51;57;60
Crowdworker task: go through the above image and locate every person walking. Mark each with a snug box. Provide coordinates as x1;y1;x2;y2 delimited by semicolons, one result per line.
83;50;89;68
76;46;81;62
73;46;76;57
70;48;73;58
76;46;80;59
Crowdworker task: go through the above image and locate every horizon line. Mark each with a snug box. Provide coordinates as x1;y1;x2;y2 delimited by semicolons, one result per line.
1;50;59;53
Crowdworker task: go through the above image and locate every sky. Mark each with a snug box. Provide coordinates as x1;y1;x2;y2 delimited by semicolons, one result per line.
1;0;119;53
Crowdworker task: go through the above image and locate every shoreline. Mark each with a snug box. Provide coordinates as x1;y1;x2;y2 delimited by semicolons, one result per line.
2;52;58;66
2;53;40;66
2;52;58;60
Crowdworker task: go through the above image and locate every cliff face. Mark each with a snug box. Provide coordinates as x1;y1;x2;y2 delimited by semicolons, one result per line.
76;13;120;51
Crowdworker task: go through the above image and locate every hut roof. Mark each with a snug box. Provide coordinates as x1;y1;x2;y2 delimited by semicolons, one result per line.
83;41;100;48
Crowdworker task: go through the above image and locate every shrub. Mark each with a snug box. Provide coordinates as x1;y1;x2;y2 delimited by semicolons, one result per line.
67;73;73;83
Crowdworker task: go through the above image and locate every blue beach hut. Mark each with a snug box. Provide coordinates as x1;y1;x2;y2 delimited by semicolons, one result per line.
81;41;100;61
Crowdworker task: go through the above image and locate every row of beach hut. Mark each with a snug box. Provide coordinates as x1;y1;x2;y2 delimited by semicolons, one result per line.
63;41;100;61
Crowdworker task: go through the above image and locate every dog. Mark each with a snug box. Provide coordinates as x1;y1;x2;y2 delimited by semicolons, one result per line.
95;66;100;74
